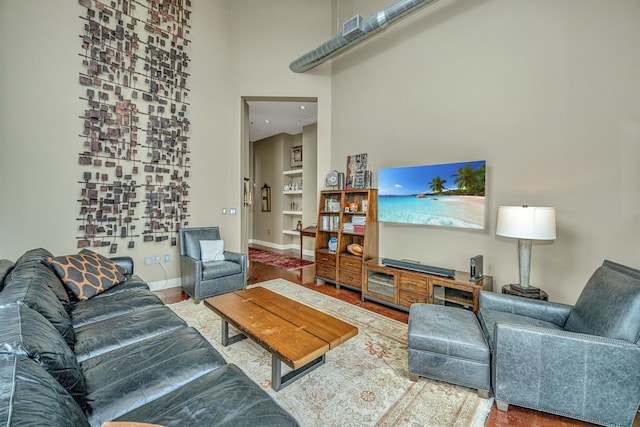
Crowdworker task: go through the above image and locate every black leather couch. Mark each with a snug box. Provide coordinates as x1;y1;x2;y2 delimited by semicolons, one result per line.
0;248;298;427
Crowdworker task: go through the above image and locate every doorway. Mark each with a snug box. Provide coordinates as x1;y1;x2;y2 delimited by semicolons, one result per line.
240;97;318;263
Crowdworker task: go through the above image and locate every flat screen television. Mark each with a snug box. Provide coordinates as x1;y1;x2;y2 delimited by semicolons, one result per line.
378;160;486;230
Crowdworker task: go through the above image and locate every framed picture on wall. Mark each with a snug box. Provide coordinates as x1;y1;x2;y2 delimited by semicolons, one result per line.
291;146;303;168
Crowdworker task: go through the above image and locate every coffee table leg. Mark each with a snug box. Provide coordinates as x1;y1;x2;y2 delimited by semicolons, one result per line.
271;354;325;391
221;319;247;346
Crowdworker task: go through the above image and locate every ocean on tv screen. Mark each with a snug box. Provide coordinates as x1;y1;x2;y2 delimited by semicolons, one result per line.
378;195;484;229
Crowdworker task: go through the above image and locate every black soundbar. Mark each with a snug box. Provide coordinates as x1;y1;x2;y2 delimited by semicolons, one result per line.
381;258;455;278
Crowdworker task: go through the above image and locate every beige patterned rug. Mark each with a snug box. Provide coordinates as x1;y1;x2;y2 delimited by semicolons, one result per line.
168;279;493;427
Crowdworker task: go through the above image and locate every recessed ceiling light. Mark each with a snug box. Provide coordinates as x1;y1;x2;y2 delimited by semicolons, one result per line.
299;105;306;110
264;119;270;124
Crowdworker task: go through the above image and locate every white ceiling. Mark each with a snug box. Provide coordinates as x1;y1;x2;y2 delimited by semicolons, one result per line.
247;100;317;142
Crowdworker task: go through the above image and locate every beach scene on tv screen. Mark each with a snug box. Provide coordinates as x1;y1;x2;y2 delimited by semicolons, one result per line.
378;160;486;230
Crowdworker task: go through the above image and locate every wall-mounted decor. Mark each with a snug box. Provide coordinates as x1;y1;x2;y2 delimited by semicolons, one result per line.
290;146;302;168
76;0;192;252
261;183;271;212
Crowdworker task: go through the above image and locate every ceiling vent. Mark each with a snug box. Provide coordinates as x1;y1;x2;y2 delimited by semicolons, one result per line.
342;15;364;40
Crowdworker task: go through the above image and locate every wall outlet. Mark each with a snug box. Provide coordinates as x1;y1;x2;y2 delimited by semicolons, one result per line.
155;256;161;264
230;208;237;215
267;228;271;235
144;256;152;265
164;254;170;263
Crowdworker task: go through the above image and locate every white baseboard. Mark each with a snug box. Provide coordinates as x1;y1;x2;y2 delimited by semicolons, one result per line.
249;239;314;258
147;242;315;292
249;239;283;250
148;277;181;292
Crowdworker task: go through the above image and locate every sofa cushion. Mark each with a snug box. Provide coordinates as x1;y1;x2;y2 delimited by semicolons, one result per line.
0;263;75;348
113;364;299;427
70;287;164;328
90;274;150;298
202;260;243;280
48;250;127;300
5;259;71;308
0;305;87;409
0;354;90;427
74;306;188;362
15;247;54;265
0;260;14;291
81;327;227;426
564;260;640;343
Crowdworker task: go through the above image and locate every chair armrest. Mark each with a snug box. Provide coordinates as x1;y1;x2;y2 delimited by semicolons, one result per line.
223;251;246;267
479;290;572;326
493;322;640;426
224;251;247;287
180;255;202;295
110;256;134;277
180;255;202;277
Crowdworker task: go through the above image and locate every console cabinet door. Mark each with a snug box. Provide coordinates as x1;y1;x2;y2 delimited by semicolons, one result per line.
364;266;396;304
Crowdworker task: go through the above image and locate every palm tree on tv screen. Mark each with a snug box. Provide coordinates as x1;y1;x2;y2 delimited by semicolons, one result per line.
452;164;485;195
429;176;447;194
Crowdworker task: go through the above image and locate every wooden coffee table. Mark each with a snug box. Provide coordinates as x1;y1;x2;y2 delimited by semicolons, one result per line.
204;286;358;391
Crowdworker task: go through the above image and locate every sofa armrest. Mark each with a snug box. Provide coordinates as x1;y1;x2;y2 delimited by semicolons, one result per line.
110;256;134;277
102;423;166;427
479;290;572;326
493;322;640;426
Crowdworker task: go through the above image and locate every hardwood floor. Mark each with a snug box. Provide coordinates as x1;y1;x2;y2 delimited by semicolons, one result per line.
158;247;638;427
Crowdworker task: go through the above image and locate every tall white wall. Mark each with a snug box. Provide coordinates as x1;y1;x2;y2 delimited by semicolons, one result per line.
0;0;332;284
2;0;638;304
329;0;640;303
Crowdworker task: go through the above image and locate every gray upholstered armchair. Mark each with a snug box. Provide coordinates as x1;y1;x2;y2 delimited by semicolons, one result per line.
179;226;247;301
478;260;640;427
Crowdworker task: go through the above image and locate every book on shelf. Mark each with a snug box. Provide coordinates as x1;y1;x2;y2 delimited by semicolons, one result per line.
322;215;340;231
324;197;340;212
352;215;366;224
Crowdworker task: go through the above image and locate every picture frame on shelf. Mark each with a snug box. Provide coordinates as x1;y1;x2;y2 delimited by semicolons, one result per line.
346;153;368;189
290;146;303;168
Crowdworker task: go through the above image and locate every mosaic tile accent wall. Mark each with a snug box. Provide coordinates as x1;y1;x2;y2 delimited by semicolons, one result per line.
77;0;191;253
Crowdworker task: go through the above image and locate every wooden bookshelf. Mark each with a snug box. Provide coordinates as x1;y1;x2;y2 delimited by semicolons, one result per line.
314;189;378;291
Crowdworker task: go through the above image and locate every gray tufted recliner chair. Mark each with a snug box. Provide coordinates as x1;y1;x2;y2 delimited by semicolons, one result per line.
478;260;640;427
179;227;247;302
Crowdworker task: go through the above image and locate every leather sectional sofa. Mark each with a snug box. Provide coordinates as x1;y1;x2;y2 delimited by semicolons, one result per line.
0;248;299;427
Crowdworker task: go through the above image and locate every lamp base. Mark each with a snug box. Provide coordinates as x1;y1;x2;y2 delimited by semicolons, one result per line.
509;283;541;293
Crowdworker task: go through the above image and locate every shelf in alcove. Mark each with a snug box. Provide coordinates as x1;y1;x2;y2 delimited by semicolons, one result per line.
283;169;303;176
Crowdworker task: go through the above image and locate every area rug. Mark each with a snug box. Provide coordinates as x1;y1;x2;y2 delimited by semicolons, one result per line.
249;247;314;270
168;279;493;427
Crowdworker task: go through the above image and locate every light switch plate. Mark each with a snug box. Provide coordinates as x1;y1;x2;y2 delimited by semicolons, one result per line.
230;208;237;215
221;208;227;215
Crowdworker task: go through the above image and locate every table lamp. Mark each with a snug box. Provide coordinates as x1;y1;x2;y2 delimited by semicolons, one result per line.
496;205;556;293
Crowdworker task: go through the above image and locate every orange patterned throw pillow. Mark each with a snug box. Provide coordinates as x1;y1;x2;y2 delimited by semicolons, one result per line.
47;250;127;300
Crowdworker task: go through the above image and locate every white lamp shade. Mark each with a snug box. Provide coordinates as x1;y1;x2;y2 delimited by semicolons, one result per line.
496;206;556;240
